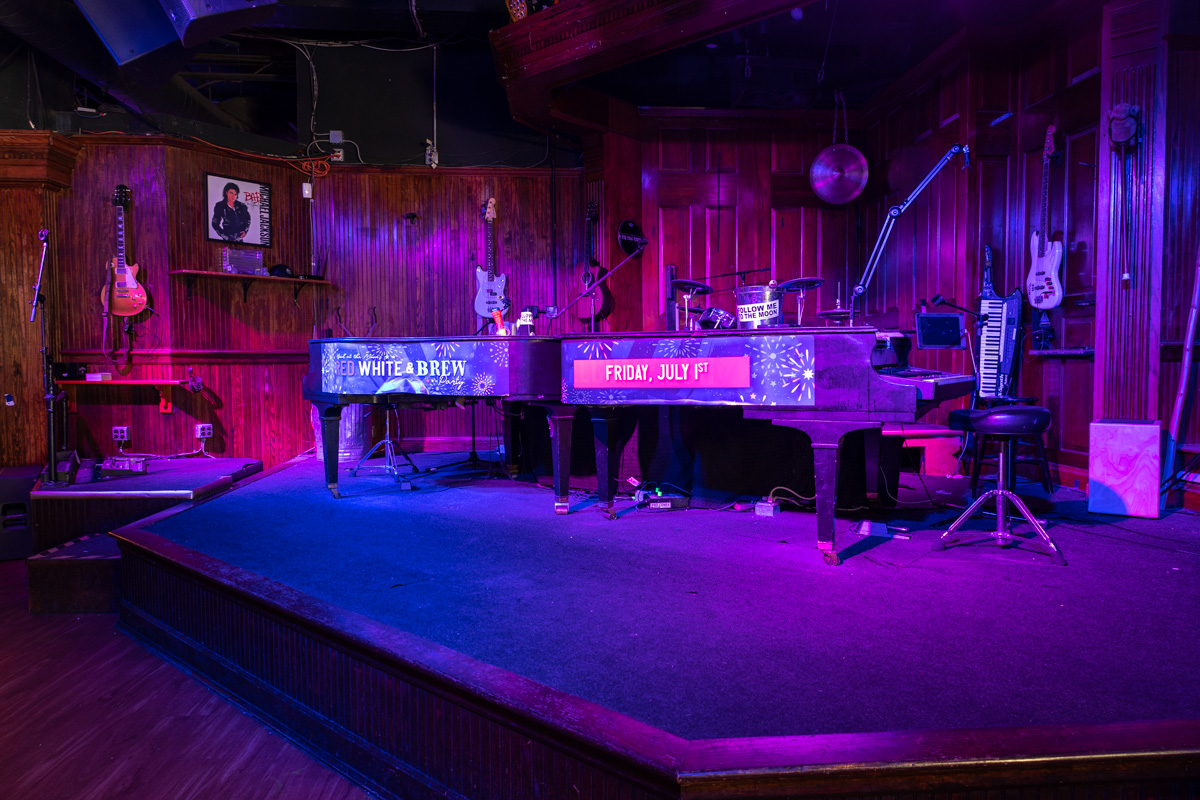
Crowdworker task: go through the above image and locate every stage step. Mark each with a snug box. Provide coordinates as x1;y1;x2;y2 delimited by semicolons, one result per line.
0;466;42;562
27;533;121;614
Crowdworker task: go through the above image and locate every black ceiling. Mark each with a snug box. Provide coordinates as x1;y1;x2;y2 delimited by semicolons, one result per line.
1;0;1057;141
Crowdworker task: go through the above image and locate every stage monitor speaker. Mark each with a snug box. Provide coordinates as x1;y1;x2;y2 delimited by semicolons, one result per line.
159;0;278;48
76;0;186;78
1088;419;1161;518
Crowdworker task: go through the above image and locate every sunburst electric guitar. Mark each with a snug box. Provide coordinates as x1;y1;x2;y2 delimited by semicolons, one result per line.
101;184;149;317
1025;126;1064;310
473;198;509;323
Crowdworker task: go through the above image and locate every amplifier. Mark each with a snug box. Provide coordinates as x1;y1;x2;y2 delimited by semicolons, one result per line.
221;246;265;275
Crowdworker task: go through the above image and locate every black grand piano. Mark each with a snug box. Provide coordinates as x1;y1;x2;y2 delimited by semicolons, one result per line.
301;329;972;563
301;336;569;499
560;327;974;564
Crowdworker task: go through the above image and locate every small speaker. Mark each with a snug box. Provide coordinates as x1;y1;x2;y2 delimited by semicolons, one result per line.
158;0;278;48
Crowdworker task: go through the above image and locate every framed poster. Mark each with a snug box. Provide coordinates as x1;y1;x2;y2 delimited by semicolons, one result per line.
206;173;271;247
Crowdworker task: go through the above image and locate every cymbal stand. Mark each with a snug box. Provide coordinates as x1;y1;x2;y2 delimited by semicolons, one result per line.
350;405;421;481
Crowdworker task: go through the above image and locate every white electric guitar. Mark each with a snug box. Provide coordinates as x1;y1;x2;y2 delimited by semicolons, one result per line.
1025;125;1064;310
473;198;509;321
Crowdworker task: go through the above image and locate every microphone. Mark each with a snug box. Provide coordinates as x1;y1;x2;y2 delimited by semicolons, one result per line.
962;145;970;169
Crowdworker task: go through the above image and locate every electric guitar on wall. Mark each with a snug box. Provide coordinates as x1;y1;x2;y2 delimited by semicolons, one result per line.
473;197;509;322
578;200;614;331
1025;125;1064;310
101;184;149;317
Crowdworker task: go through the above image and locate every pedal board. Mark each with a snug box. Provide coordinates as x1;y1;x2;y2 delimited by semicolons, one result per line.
100;456;149;476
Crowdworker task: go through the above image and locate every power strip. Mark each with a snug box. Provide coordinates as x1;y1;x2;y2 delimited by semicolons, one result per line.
754;498;781;517
100;456;148;476
642;494;690;512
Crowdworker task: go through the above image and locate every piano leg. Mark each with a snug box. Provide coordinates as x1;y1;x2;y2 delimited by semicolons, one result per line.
312;402;345;498
540;404;575;515
591;411;621;520
768;419;882;565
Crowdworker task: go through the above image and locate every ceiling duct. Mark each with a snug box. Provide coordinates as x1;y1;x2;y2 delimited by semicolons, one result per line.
0;0;245;129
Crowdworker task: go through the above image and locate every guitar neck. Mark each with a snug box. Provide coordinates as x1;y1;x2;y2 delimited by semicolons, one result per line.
485;219;495;279
116;206;128;270
584;214;595;264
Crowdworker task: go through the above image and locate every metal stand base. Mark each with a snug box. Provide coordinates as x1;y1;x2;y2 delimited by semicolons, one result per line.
349;408;420;484
933;437;1066;565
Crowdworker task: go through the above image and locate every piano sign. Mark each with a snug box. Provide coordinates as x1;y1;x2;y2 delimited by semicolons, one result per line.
319;339;511;397
563;333;816;406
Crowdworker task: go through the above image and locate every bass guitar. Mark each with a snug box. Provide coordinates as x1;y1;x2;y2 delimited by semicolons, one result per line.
473;198;509;321
101;184;148;317
1025;125;1064;310
578;200;614;331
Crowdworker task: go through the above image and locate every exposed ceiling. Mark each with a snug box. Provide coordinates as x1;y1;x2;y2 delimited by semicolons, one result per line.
0;0;1058;142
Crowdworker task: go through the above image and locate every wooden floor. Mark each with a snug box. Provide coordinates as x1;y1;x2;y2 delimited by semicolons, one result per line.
0;560;372;800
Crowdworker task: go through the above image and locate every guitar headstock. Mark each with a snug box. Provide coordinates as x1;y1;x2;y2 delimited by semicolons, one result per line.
585;200;598;224
1042;125;1057;164
481;197;497;222
984;244;993;269
112;184;132;208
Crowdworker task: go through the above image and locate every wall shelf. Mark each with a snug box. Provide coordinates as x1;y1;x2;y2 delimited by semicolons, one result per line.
168;270;331;302
57;379;196;413
1029;347;1095;359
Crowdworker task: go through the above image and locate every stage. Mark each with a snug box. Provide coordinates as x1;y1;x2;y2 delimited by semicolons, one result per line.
112;452;1200;799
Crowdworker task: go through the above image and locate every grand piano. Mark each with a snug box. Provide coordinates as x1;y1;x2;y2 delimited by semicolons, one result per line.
301;336;569;499
560;327;974;564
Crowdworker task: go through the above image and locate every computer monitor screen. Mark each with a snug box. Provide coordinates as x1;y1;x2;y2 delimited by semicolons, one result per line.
915;312;965;349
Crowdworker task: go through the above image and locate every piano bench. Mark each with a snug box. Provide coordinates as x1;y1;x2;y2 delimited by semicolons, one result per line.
881;424;962;476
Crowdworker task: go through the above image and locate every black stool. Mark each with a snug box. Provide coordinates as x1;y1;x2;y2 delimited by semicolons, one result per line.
966;397;1054;496
933;406;1066;565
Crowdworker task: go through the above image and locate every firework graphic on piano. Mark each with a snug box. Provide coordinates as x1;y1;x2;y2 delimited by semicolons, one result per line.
780;344;816;404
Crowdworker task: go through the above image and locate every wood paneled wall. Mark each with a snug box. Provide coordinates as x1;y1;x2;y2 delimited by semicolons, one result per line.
1;135;584;470
308;165;584;450
637;110;859;337
0;133;81;469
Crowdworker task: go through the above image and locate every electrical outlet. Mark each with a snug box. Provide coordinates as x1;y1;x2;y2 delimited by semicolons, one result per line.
331;148;344;163
194;423;213;440
111;426;130;443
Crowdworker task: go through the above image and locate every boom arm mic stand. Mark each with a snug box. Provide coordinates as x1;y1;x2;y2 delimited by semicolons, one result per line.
851;144;969;326
547;220;648;322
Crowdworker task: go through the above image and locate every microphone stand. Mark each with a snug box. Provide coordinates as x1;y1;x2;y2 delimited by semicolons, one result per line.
851;144;969;325
28;229;66;484
548;241;646;321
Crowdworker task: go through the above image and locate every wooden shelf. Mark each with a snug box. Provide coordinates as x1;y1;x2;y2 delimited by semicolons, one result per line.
1030;347;1095;359
57;379;194;413
168;269;332;302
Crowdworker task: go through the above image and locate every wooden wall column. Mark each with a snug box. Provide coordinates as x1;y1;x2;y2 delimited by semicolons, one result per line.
0;132;82;468
1093;0;1167;421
